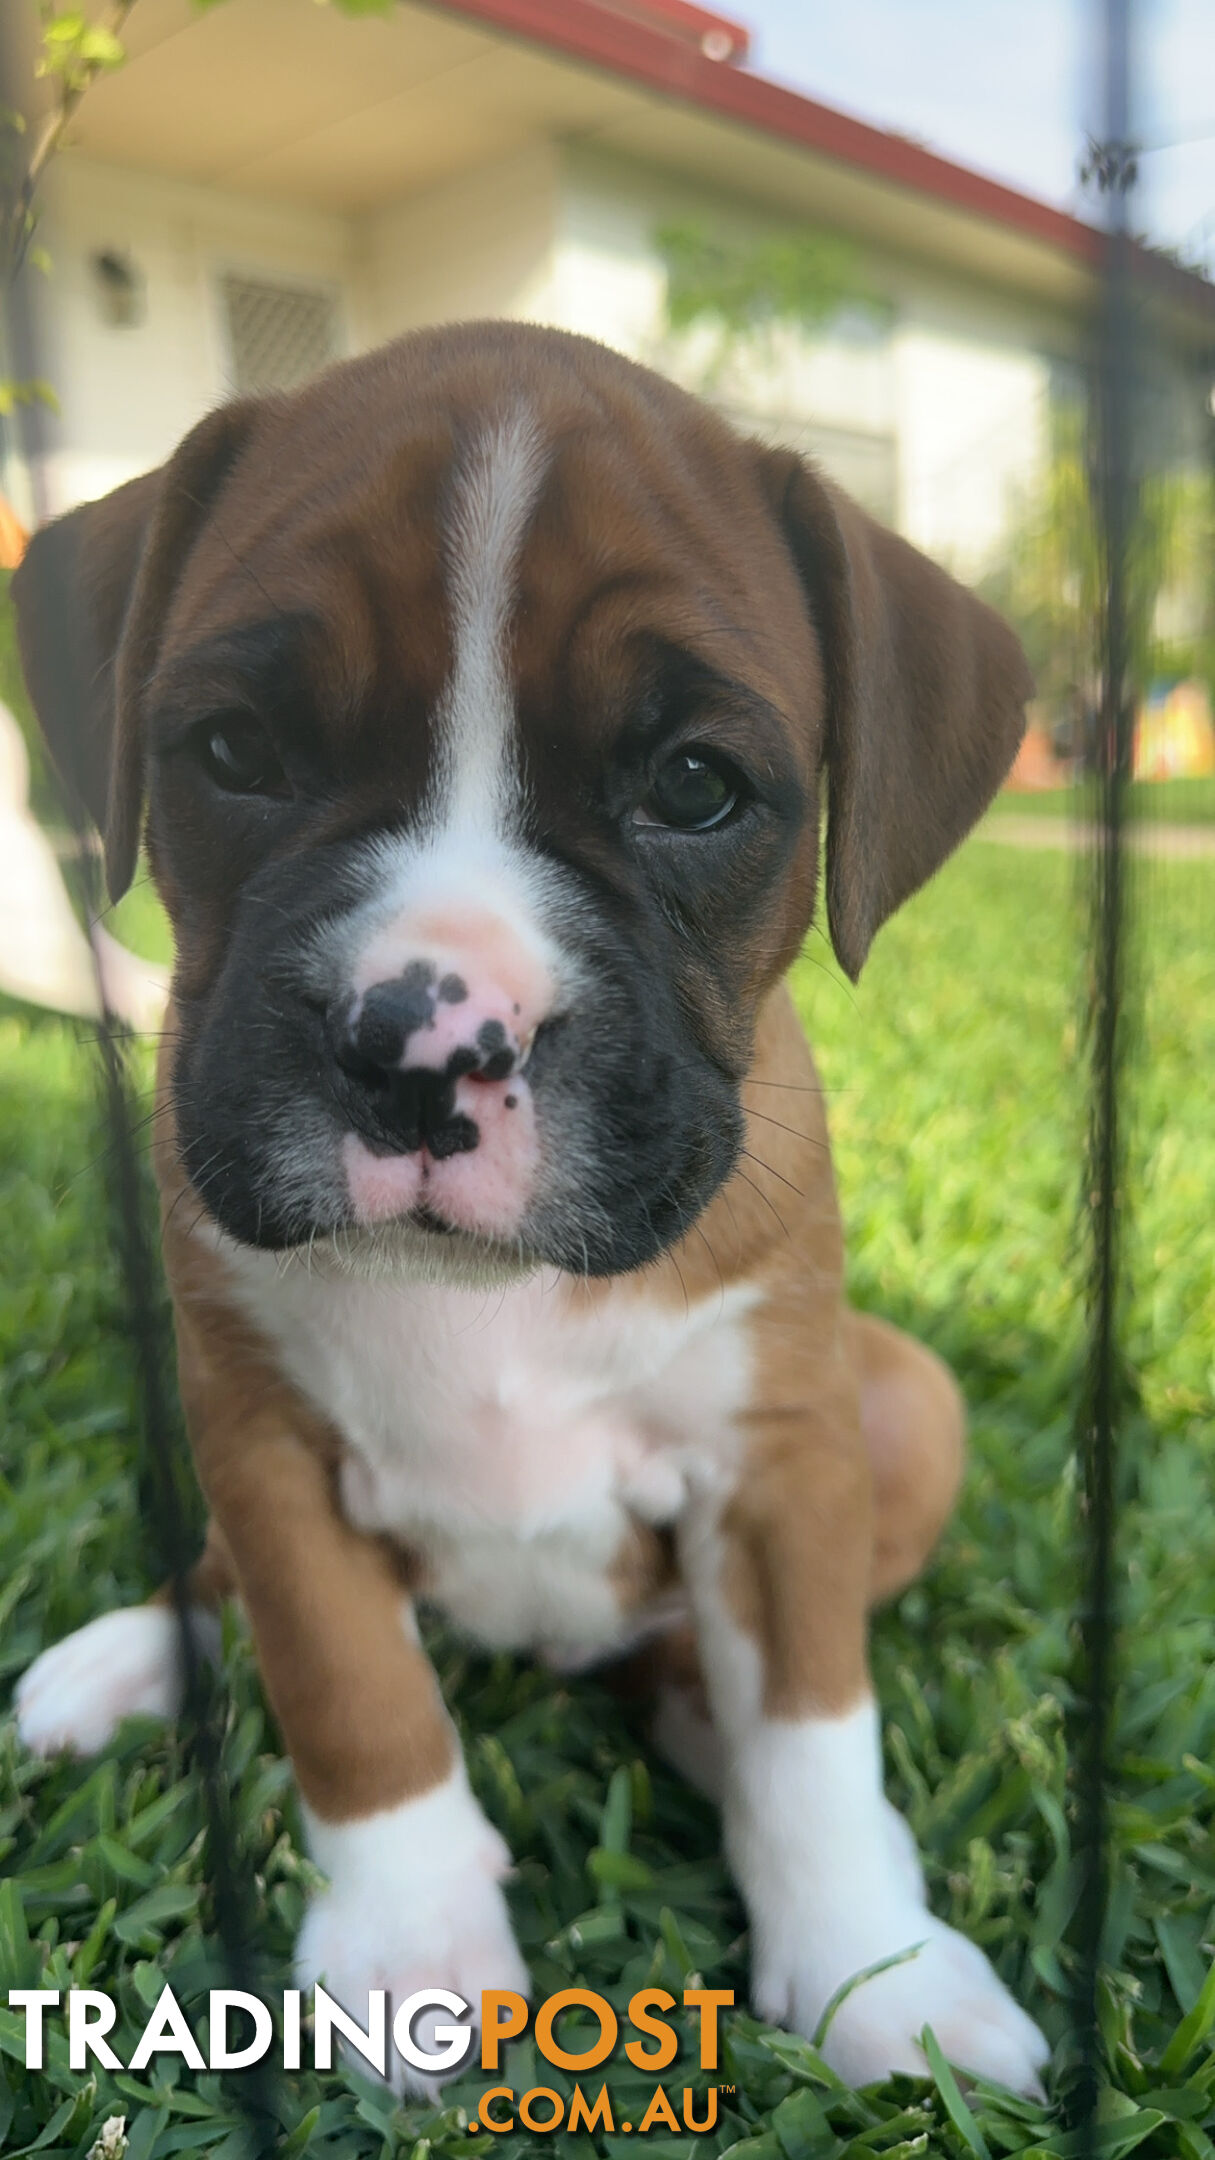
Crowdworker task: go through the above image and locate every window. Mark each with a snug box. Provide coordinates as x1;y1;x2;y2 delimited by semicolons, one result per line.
219;274;340;396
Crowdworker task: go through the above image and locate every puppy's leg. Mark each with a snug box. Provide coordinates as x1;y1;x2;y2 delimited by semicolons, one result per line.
847;1310;966;1605
648;1318;961;1794
178;1315;526;2092
14;1527;232;1757
677;1355;1047;2095
642;1622;923;1903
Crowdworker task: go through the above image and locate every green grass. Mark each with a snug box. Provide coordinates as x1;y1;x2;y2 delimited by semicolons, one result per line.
1;837;1214;2157
103;871;176;970
987;775;1215;824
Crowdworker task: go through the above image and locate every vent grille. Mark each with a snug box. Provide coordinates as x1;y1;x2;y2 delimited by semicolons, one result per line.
219;274;339;396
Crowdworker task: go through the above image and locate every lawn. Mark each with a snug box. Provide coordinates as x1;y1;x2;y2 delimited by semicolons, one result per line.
1;833;1213;2160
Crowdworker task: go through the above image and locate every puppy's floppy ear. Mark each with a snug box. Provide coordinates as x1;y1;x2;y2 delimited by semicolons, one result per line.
755;447;1032;980
12;401;253;901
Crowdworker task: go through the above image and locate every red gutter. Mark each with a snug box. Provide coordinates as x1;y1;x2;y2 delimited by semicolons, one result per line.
595;0;750;64
431;0;1215;319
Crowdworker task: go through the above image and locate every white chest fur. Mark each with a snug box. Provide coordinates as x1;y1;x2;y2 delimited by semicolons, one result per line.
220;1252;758;1661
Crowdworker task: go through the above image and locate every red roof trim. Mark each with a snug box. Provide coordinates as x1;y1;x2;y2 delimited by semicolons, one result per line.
595;0;750;65
432;0;1215;316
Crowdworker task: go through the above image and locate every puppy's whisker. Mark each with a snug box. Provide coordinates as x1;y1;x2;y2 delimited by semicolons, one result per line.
734;1166;791;1242
161;1148;227;1245
741;1078;828;1094
688;1217;727;1307
744;1106;827;1149
740;1148;806;1200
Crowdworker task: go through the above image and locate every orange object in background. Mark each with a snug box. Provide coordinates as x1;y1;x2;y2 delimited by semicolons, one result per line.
0;495;28;569
1002;680;1215;796
1005;715;1071;791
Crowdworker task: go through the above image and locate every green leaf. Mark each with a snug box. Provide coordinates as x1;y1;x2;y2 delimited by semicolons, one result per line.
278;2105;322;2156
96;1833;157;1885
112;1882;200;1944
563;1905;626;1948
655;218;877;346
124;2107;170;2160
600;1763;633;1852
0;377;59;415
0;1877;34;1985
1022;2113;1166;2159
42;14;89;46
11;2076;95;2153
77;26;126;67
1160;1955;1215;2076
770;2084;840;2157
812;1943;926;2051
918;2026;991;2160
587;1847;652;1893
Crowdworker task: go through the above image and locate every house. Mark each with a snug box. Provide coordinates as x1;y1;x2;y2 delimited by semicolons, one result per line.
7;0;1214;579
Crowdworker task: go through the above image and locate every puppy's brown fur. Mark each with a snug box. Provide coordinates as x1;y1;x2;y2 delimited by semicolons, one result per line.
14;322;1035;2089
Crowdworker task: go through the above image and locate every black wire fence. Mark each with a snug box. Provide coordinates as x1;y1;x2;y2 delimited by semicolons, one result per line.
1070;0;1135;2134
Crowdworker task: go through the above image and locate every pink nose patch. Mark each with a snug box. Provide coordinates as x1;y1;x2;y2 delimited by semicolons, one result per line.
343;1076;539;1240
352;906;552;1057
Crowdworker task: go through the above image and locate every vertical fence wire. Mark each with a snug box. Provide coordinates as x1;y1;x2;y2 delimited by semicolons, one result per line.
0;30;280;2154
1071;0;1137;2142
1;1;1157;2147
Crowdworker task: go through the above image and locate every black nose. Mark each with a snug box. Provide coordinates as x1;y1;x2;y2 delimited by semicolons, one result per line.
326;969;490;1159
329;963;445;1075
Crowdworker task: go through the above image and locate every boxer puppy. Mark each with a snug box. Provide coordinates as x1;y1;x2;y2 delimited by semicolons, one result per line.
12;322;1047;2092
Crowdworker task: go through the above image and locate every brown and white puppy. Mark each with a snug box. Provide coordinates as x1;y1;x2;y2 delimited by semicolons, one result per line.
12;323;1047;2092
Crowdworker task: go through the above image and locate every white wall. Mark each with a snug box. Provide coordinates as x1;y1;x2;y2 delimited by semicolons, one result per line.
545;147;898;439
890;305;1055;574
539;145;1065;571
30;145;561;516
35;156;358;511
27;139;1070;576
361;144;560;344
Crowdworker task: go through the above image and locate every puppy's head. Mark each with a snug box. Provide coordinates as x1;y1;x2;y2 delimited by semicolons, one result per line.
14;323;1030;1278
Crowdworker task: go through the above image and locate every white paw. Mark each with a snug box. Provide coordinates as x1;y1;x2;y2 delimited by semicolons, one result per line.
754;1903;1048;2095
881;1799;927;1902
14;1606;220;1758
298;1767;530;2096
725;1702;1046;2096
648;1699;931;1907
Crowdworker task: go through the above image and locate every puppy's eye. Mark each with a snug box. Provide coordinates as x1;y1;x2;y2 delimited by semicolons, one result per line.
196;717;286;796
637;749;741;832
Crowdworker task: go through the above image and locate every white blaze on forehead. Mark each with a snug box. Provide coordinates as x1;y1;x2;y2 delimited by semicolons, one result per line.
436;408;548;834
304;400;581;1136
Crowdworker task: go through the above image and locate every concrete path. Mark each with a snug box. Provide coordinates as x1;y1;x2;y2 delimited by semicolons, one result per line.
978;814;1215;859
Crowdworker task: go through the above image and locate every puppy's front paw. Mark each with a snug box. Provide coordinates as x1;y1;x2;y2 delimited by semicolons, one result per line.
298;1768;529;2096
754;1904;1048;2096
15;1606;219;1757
